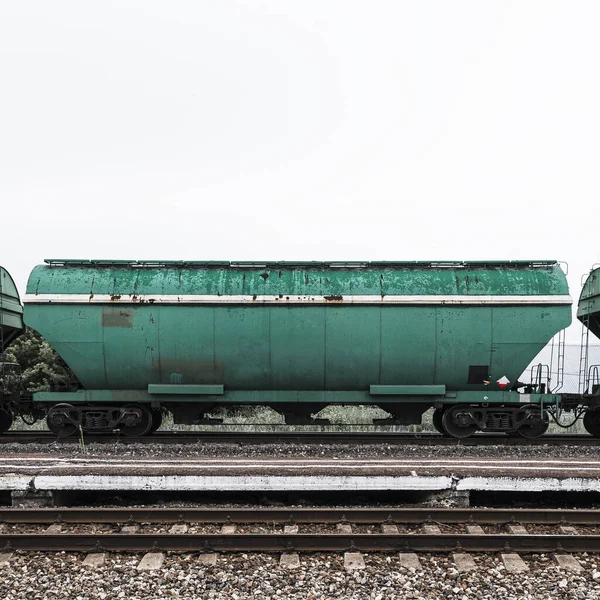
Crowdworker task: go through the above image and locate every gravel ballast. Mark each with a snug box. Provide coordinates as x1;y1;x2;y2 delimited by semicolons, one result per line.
1;552;600;600
2;440;599;597
2;441;600;460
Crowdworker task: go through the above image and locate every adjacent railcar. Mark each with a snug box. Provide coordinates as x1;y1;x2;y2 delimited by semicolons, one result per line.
0;266;23;354
578;265;600;435
0;267;24;432
578;266;600;343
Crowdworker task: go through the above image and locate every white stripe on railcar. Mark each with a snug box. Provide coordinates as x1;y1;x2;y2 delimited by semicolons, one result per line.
23;294;573;306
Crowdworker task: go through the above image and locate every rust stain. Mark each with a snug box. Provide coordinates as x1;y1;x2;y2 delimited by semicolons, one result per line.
102;308;133;328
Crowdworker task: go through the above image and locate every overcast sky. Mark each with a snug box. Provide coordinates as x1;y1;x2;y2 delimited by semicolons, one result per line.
1;1;598;342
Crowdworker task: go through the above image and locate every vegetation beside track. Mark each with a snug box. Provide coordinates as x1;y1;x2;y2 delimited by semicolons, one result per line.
1;327;73;393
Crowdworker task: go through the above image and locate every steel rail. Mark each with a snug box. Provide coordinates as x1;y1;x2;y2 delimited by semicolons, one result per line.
0;431;597;446
1;533;599;553
1;507;599;525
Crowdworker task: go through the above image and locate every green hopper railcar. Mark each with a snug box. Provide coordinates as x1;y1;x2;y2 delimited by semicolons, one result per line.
1;259;599;439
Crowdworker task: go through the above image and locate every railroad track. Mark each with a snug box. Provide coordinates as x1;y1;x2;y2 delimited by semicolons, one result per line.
1;507;599;554
0;431;598;445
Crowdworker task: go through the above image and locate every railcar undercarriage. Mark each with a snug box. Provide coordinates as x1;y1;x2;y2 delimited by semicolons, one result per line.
0;391;598;439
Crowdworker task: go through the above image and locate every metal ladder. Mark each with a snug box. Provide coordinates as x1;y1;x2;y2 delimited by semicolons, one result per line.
530;363;550;392
549;329;566;392
579;302;591;394
590;365;600;395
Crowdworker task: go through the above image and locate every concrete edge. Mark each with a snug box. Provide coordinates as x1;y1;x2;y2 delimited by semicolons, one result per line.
2;474;600;493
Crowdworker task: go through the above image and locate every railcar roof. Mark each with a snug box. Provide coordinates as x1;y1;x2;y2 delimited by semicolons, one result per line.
43;259;559;269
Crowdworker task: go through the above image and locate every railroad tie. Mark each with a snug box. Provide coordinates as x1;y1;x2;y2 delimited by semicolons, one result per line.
344;552;365;571
381;524;399;534
169;524;188;535
280;553;300;569
507;525;529;535
554;554;583;572
337;523;352;534
44;524;62;534
221;524;237;534
82;553;106;568
137;552;165;571
398;553;422;570
120;525;140;534
559;525;579;535
501;553;529;573
0;552;13;566
466;525;485;535
452;553;477;573
422;524;442;535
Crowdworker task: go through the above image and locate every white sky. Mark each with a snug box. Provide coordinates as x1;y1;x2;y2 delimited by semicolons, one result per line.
1;1;598;342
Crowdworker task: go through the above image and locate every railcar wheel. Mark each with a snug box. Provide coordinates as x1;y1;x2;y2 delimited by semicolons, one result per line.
441;406;478;439
0;409;13;433
583;410;600;437
47;403;78;438
517;410;549;439
432;409;446;435
120;405;153;437
149;409;163;433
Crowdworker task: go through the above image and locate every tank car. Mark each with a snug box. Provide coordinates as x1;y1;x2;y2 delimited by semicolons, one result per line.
1;259;599;439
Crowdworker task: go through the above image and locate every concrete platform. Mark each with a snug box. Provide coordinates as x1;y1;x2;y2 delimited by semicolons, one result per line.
1;455;600;496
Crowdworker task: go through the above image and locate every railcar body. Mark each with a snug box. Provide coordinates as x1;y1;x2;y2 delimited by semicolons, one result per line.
578;266;600;435
578;266;600;342
1;258;598;439
23;260;571;392
0;267;24;354
0;267;24;432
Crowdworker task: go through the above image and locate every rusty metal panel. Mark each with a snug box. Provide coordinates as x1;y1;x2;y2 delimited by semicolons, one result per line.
101;308;133;328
